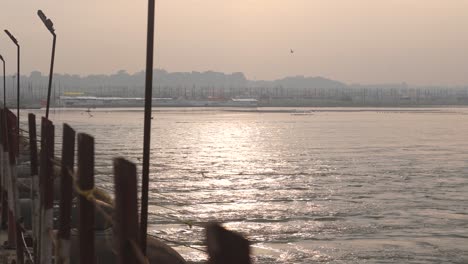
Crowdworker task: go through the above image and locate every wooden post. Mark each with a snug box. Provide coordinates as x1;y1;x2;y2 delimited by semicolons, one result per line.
5;110;17;248
206;223;251;264
39;117;54;264
2;109;15;246
6;110;23;263
114;158;140;264
16;222;24;264
27;114;38;187
57;124;75;264
0;108;3;228
0;108;7;230
27;114;39;263
36;115;47;263
77;133;95;264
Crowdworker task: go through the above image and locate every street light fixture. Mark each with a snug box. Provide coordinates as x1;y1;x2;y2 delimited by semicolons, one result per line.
4;29;20;138
37;10;56;119
0;55;5;108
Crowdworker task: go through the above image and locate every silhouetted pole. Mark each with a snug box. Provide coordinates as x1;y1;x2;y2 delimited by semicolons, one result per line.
37;10;56;119
0;55;5;108
39;117;55;264
206;223;252;264
4;30;19;140
78;133;95;264
114;158;139;264
57;124;75;264
140;0;155;255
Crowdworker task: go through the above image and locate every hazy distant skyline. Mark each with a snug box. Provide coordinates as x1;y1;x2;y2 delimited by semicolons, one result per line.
1;1;468;85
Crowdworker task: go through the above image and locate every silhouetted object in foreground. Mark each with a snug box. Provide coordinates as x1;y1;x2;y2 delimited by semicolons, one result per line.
77;133;95;264
0;54;5;107
206;223;251;264
37;10;57;119
68;232;186;264
141;0;156;255
4;29;20;145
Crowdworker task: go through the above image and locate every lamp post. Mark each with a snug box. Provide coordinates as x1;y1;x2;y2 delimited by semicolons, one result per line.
4;30;20;139
37;10;56;119
140;0;155;255
0;55;5;108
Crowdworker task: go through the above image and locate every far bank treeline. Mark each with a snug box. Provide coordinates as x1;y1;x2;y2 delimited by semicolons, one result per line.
4;69;468;107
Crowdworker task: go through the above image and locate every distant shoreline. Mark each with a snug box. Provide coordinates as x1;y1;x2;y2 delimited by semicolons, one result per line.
16;102;468;110
20;105;468;115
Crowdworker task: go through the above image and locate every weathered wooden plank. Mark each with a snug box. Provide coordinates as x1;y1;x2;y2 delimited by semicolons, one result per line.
114;158;140;264
57;124;75;264
5;110;18;250
77;133;95;264
0;109;8;230
27;113;39;263
206;223;251;264
39;117;54;264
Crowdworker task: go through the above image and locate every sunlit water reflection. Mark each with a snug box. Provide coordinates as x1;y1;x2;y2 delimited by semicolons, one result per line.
26;107;468;263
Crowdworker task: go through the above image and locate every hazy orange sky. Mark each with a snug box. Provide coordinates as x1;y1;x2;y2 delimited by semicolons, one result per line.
1;0;468;85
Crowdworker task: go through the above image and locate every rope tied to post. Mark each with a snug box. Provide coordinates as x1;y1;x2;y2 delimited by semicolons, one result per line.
129;239;150;264
51;156;107;205
74;186;96;202
50;157;207;254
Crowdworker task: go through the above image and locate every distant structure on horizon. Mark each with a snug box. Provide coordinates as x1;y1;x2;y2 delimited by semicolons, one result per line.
4;69;468;108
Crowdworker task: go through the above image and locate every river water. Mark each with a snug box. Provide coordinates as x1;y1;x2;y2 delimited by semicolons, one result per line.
26;107;468;263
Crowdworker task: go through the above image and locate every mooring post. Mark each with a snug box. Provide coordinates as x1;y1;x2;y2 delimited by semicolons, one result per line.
77;133;95;264
140;0;156;254
57;124;75;264
5;110;16;248
0;108;6;230
39;117;54;264
36;115;47;263
27;114;39;263
0;111;8;235
0;109;2;224
6;110;22;262
206;223;251;264
15;223;24;264
114;158;140;264
0;55;5;108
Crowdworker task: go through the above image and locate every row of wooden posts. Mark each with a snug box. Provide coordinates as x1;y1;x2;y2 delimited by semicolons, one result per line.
0;108;154;264
0;108;252;264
